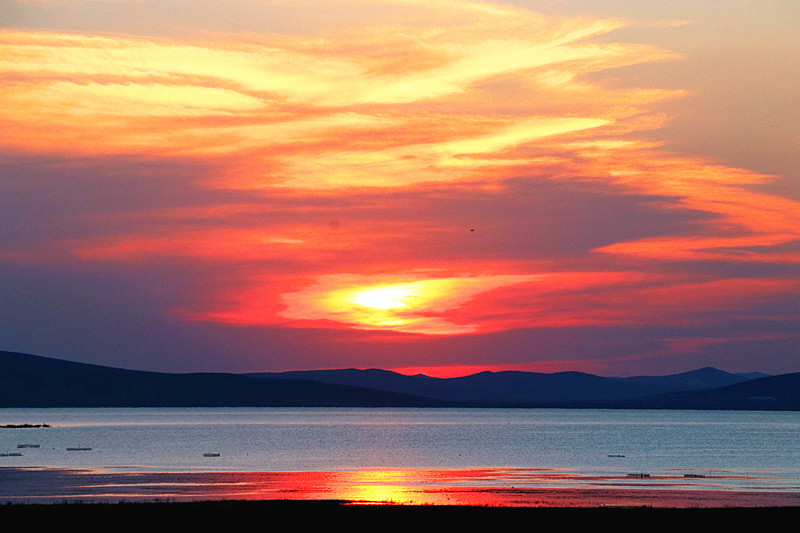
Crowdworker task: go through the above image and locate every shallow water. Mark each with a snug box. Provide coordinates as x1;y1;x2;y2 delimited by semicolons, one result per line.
2;407;799;495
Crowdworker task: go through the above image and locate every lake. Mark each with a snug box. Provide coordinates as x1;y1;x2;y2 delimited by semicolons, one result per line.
2;407;799;505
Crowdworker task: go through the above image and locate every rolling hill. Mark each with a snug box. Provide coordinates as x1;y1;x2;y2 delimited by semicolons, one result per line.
2;350;798;410
246;366;764;407
0;350;449;408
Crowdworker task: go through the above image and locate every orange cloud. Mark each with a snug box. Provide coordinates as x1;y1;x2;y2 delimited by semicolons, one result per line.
2;1;799;346
0;5;677;170
277;273;543;335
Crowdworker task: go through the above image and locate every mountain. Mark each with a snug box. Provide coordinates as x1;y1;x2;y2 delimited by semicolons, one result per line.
2;350;796;410
613;366;758;391
617;372;800;410
247;367;758;407
0;350;450;407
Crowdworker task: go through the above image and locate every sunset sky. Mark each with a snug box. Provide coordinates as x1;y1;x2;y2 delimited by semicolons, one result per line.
1;0;798;377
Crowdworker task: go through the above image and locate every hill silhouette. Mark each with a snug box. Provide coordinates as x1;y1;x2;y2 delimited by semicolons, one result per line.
247;366;763;407
617;371;800;410
0;350;449;407
2;350;797;410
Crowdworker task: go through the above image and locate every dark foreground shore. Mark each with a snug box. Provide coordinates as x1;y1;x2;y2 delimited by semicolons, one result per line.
2;500;800;526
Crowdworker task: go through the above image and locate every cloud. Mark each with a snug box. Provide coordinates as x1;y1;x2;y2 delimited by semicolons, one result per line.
1;0;799;375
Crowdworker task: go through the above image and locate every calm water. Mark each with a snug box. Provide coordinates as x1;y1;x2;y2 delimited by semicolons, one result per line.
2;408;799;492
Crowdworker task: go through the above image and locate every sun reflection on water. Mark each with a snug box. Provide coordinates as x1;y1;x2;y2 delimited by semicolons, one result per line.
4;466;800;508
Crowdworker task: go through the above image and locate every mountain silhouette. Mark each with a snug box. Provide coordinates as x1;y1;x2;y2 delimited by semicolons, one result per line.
1;350;797;410
247;366;762;407
0;350;448;407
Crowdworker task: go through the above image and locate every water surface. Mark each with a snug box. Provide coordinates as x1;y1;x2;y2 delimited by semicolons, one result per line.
2;408;799;504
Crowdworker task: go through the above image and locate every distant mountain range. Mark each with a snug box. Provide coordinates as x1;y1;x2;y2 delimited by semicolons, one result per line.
2;350;798;410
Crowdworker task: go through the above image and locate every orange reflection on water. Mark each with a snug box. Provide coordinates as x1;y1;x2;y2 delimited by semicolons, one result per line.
314;470;458;506
66;468;516;506
7;467;800;508
227;469;511;506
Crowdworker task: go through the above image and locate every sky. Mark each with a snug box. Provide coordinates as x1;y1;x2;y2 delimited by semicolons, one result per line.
1;0;798;377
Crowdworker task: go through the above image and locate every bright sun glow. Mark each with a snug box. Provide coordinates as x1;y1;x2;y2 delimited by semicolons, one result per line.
275;274;541;335
349;284;420;310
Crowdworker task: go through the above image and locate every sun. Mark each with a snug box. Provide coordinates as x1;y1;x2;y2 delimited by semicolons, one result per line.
278;273;540;334
349;284;419;310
